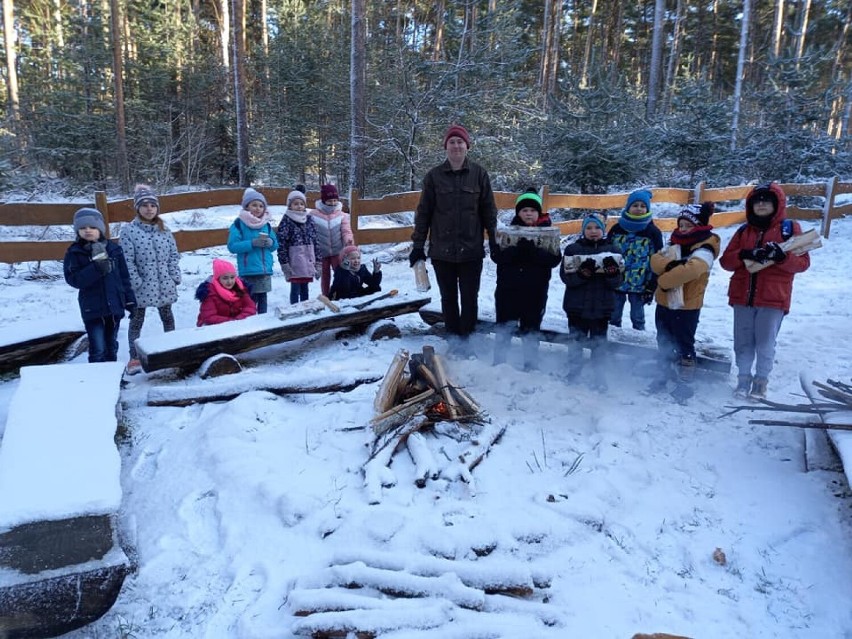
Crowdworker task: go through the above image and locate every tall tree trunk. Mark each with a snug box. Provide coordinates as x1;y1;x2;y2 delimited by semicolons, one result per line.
350;0;366;196
539;0;561;101
709;0;720;87
794;0;811;67
579;0;597;89
606;0;623;83
646;0;665;119
731;0;752;151
219;0;230;69
231;0;249;185
109;0;129;192
432;0;444;61
662;0;685;114
828;3;851;138
772;0;785;58
2;0;20;141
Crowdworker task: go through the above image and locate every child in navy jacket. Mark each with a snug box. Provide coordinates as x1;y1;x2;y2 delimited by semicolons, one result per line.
329;246;382;300
64;208;136;363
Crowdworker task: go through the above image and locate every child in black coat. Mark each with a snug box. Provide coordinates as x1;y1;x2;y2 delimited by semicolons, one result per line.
490;189;561;370
560;211;623;388
329;246;382;300
63;208;136;363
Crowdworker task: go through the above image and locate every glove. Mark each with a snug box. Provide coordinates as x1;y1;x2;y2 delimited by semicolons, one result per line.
739;247;767;263
409;246;426;268
602;256;620;276
251;235;273;248
90;241;108;260
642;289;655;305
281;263;292;281
763;241;786;263
578;258;596;279
664;258;687;272
516;238;534;256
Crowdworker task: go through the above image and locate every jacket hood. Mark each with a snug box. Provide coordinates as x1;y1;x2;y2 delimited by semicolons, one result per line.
745;182;787;228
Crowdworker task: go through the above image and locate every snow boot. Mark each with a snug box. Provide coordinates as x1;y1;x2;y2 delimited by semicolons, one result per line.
522;337;539;372
125;358;142;376
749;377;768;400
670;382;695;404
733;374;752;399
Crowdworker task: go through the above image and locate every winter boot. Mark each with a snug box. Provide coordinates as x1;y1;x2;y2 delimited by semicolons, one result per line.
749;377;768;400
125;358;142;376
734;375;752;399
492;330;511;366
676;356;696;384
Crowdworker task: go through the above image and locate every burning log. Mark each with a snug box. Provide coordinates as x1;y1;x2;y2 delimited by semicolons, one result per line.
369;389;435;437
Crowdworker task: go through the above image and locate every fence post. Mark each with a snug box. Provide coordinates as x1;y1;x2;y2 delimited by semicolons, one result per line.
821;176;837;239
540;184;550;213
95;191;111;240
693;180;705;205
349;188;361;246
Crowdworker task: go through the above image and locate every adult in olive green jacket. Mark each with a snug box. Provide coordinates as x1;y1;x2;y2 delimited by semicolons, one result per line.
409;125;498;338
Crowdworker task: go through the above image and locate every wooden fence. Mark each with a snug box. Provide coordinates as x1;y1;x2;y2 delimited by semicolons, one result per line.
0;179;849;264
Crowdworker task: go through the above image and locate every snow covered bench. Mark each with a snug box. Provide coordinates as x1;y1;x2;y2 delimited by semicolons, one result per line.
0;362;130;636
0;316;85;374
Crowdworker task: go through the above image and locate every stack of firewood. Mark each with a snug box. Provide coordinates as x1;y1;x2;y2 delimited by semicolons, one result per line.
364;347;504;503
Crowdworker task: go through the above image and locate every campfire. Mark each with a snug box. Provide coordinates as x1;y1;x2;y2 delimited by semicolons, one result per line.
364;347;504;503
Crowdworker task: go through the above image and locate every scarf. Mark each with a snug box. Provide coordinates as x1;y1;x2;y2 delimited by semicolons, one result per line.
238;209;271;230
211;276;239;303
285;209;308;224
670;225;714;247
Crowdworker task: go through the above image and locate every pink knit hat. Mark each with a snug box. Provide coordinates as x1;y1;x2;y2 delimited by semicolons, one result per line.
339;245;360;269
213;259;236;278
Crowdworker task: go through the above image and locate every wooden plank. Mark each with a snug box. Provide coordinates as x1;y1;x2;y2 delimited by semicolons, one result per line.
417;307;731;374
0;201;88;227
137;294;431;373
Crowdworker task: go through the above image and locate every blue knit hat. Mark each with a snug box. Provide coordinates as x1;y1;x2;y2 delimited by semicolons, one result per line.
620;189;653;232
582;211;607;233
241;187;267;210
72;207;106;235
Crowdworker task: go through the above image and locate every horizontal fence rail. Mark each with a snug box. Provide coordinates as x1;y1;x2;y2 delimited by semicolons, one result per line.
0;179;848;264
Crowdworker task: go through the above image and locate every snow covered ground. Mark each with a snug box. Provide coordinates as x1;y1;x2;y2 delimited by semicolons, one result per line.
2;212;852;638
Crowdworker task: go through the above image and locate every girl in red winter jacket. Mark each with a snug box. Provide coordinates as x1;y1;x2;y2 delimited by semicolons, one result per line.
195;259;257;326
719;182;811;399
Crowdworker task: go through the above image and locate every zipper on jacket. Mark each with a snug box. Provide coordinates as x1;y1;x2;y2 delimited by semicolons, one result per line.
746;230;764;307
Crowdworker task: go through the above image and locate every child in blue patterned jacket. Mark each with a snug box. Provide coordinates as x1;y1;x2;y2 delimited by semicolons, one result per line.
606;188;663;331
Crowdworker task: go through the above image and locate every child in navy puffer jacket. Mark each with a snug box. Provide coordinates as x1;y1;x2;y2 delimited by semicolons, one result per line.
329;246;381;300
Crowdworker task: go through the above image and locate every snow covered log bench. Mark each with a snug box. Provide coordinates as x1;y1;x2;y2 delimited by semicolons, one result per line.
136;292;431;373
418;305;731;374
0;316;85;374
0;362;131;637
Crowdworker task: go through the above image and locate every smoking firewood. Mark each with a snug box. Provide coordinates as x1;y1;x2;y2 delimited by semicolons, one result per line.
451;384;482;417
421;347;460;420
370;389;435;436
373;349;410;414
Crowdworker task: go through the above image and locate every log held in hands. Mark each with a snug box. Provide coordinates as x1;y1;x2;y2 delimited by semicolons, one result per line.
136;293;430;373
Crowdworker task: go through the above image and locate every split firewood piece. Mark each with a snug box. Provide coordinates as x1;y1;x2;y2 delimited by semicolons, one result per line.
350;289;399;310
744;228;821;273
406;431;439;488
290;601;452;638
324;562;486;610
370;389;435;436
364;437;398;505
316;294;340;313
452;384;482;417
198;353;242;379
373;349;410;414
461;421;507;472
289;587;436;617
421;346;460;419
368;413;431;462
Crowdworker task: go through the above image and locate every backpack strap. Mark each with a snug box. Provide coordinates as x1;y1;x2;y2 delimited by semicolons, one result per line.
781;219;793;241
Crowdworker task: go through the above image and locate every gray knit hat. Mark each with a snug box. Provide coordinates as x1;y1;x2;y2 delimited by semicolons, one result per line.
133;184;159;211
241;187;267;210
72;208;106;235
287;190;307;207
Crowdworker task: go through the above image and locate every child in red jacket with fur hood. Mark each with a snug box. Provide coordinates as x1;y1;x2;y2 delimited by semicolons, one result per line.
720;182;811;399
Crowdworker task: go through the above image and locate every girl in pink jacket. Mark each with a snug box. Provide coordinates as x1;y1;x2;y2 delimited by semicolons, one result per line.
310;184;354;296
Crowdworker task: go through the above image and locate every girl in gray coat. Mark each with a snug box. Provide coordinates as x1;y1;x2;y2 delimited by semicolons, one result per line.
122;184;181;374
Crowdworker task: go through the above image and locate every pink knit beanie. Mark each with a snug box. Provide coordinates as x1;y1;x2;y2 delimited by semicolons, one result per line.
213;259;236;279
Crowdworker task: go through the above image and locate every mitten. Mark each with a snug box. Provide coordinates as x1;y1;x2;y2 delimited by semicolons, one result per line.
739;247;767;263
578;258;596;279
602;256;620;276
90;241;108;260
763;241;786;263
251;235;273;248
409;246;426;267
642;281;656;305
281;263;292;281
664;258;687;272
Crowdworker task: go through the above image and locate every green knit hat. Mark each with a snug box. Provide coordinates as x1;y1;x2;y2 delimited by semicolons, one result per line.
515;189;543;215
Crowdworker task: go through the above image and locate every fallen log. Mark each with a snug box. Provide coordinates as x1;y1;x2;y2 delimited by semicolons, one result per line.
148;375;382;407
137;293;430;373
0;329;85;374
418;306;730;374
